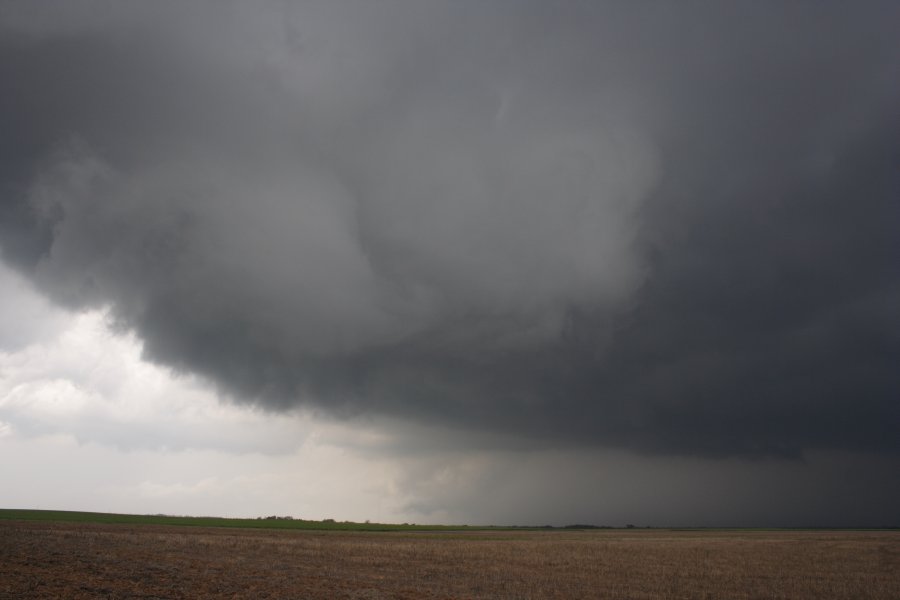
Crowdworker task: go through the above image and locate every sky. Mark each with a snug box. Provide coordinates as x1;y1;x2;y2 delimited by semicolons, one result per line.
0;0;898;527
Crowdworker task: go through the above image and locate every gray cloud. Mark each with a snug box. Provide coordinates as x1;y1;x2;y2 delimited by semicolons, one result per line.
1;1;898;461
393;448;900;528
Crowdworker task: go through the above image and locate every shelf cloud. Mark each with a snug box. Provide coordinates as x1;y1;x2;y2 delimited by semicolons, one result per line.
1;1;898;461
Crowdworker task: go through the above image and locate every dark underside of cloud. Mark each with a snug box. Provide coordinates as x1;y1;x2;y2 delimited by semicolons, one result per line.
1;1;898;458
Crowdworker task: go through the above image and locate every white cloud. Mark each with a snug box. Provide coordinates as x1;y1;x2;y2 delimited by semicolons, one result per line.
0;263;69;351
0;290;311;454
0;263;417;519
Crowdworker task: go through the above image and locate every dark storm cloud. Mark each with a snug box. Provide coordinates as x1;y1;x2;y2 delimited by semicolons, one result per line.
1;1;898;458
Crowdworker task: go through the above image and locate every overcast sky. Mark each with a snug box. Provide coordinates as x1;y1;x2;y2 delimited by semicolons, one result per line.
1;0;898;527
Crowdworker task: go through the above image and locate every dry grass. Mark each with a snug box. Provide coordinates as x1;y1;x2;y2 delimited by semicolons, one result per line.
0;520;897;599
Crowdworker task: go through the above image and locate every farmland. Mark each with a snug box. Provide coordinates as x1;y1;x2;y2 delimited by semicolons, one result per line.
0;508;497;532
0;513;897;599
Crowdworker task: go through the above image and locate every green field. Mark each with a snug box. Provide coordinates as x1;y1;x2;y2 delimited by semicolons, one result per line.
2;509;893;533
0;508;529;532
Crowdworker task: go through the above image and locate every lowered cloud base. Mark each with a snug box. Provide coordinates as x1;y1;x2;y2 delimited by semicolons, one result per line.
1;1;898;525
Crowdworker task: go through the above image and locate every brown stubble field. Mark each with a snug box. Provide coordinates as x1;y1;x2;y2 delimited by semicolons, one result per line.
0;520;897;599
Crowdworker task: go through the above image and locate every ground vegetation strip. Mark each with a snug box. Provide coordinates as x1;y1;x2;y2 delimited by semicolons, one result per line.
0;509;493;532
0;521;897;599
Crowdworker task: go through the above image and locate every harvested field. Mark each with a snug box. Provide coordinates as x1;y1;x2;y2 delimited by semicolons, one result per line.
0;520;897;599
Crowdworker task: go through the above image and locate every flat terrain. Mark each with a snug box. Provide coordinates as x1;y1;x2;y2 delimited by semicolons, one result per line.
0;509;495;532
0;520;897;599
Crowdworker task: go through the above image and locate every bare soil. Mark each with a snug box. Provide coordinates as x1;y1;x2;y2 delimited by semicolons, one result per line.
0;520;897;599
